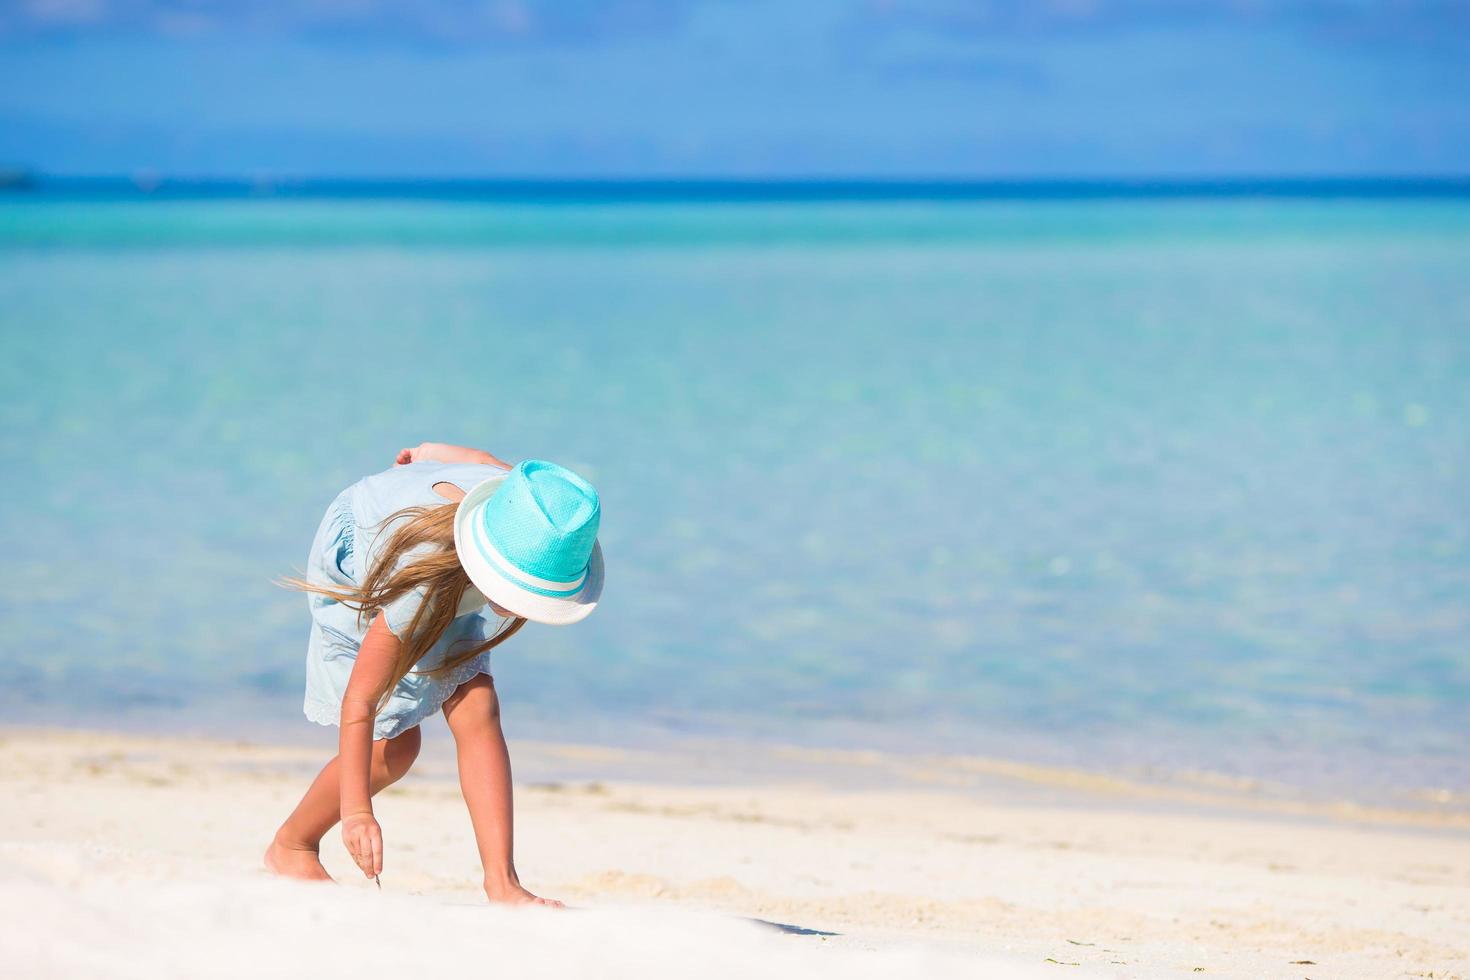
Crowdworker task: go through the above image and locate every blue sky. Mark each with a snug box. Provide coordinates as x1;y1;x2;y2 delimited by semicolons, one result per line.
1;0;1467;177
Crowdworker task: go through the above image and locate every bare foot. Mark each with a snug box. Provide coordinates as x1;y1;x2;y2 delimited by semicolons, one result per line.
484;879;563;908
264;837;334;882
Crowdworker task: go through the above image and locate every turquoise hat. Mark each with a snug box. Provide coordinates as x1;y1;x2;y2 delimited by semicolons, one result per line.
453;460;604;625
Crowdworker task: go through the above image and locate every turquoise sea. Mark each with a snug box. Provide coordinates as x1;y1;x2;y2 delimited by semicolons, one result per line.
2;190;1467;801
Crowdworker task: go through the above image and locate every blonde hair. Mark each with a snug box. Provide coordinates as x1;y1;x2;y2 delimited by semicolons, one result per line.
284;503;526;711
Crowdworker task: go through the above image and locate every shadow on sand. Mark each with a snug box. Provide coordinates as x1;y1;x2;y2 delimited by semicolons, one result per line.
749;918;839;937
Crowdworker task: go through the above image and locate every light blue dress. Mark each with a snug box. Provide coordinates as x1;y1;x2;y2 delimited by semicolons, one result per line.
302;461;512;740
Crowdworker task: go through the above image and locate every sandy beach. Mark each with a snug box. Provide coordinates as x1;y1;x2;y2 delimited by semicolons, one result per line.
2;725;1466;979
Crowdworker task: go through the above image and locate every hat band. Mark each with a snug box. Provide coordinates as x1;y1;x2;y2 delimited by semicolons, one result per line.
472;507;588;599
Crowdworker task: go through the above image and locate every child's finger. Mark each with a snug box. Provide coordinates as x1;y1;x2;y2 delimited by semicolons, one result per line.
349;834;371;877
370;830;383;877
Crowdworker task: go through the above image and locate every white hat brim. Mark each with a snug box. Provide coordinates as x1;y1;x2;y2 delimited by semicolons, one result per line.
453;474;603;626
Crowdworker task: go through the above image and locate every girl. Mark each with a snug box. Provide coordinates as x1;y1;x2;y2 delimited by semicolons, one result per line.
264;442;604;907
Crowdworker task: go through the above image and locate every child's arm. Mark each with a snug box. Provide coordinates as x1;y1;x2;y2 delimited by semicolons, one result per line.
394;442;511;469
337;613;402;879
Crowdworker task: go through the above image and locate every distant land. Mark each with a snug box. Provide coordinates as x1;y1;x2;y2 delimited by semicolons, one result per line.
3;174;1470;202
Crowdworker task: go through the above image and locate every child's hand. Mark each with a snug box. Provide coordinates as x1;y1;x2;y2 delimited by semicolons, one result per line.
341;810;383;879
394;442;511;469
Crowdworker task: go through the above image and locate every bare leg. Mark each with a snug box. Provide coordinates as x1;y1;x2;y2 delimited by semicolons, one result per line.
441;674;561;907
265;726;422;880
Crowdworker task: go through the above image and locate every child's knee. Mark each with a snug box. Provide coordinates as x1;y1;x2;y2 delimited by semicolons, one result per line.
444;675;500;737
375;727;421;783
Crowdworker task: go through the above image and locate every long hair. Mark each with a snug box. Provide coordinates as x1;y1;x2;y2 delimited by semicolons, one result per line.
284;502;526;711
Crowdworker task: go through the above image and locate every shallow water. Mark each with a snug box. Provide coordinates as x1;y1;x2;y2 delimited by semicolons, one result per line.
1;195;1466;798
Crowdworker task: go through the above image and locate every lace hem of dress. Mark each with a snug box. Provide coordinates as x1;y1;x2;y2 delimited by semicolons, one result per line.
302;697;343;730
301;654;493;740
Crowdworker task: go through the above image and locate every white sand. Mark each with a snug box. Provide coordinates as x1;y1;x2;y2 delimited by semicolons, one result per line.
3;726;1467;979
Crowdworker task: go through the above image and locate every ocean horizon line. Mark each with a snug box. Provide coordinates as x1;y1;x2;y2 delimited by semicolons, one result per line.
5;172;1470;202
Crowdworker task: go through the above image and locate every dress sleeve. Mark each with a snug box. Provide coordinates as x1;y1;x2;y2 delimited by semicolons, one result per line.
375;538;436;640
381;585;428;640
